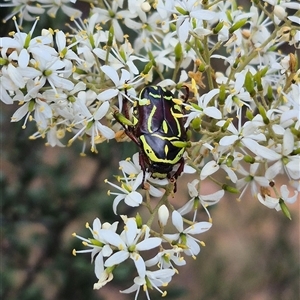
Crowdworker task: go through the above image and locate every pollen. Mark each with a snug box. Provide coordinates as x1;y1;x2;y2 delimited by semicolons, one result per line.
72;249;77;256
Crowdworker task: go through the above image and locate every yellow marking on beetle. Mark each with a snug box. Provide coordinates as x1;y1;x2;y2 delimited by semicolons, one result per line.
147;105;157;132
164;144;169;156
162;120;168;134
172;112;184;118
149;91;161;98
171;108;183;134
173;104;182;112
172;98;183;105
151;133;178;141
171;140;189;148
140;135;186;164
139;98;151;106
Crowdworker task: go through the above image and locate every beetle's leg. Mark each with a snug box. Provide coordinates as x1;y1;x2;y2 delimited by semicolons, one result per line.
122;88;131;120
181;85;189;103
169;157;185;192
138;151;148;189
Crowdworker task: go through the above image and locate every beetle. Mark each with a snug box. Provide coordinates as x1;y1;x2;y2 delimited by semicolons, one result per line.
114;85;189;192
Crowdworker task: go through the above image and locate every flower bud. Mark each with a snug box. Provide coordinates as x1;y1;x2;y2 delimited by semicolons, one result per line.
141;1;151;12
114;112;133;126
107;26;114;47
218;84;226;105
274;5;287;21
28;99;35;112
175;6;188;15
0;58;8;65
170;23;176;32
279;198;292;220
233;55;241;69
244;71;255;96
191;116;201;131
136;212;143;228
255;73;263;92
213;21;224;34
175;42;182;62
142;61;153;75
243;155;255;163
226;155;234;167
198;62;205;72
229;18;248;34
222;184;239;193
158;205;169;227
220;118;232;132
74;67;87;75
246;109;254;120
225;11;233;23
195;39;204;54
267;85;274;102
258;105;269;125
291;148;300;155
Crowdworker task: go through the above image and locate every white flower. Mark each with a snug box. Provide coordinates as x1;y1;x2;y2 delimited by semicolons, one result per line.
100;218;162;278
38;0;82;19
280;84;300;130
93;264;114;290
72;218;117;261
172;0;215;44
158;205;169;226
164;211;212;257
258;185;298;211
94;39;148;75
200;144;238;183
97;65;141;110
145;247;186;270
0;17;56;67
67;92;115;151
92;1;136;42
11;94;52;130
118;153;166;197
72;218;118;289
236;163;270;199
130;11;165;52
0;73;16;104
183;88;222;128
265;128;300;181
120;268;175;300
105;171;144;214
178;179;224;221
0;1;45;25
55;30;82;64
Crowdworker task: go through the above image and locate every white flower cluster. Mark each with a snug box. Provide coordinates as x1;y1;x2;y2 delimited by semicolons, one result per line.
1;0;300;298
73;212;211;299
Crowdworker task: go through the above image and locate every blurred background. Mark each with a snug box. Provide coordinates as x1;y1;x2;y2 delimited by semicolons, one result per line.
1;2;299;300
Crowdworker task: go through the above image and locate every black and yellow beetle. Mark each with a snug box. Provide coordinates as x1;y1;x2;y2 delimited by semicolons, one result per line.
114;86;189;192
